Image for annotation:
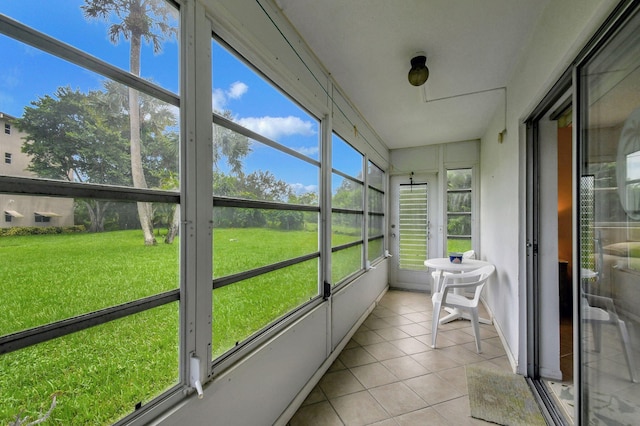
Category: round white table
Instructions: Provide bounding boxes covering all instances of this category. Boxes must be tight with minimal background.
[424,258,493,324]
[424,258,491,273]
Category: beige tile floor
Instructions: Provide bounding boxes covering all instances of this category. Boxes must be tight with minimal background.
[288,289,513,425]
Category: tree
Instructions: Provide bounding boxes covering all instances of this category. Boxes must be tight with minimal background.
[212,170,299,228]
[82,0,178,245]
[102,80,180,242]
[17,83,179,233]
[18,87,130,232]
[333,178,363,209]
[212,110,252,175]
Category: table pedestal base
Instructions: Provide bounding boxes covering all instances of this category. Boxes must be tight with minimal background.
[439,307,492,325]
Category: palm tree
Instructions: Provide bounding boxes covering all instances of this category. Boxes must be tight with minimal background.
[82,0,177,245]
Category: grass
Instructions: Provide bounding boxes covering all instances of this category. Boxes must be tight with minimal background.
[0,231,180,424]
[0,227,358,424]
[447,238,472,254]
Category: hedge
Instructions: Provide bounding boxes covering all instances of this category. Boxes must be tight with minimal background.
[0,225,86,237]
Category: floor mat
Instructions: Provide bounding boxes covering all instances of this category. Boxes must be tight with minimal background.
[466,365,546,426]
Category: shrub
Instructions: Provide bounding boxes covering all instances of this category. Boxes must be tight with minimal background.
[0,225,86,237]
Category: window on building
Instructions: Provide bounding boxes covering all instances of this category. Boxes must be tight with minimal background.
[4,123,10,134]
[332,133,364,284]
[5,212,12,222]
[4,153,11,164]
[446,168,473,253]
[211,39,321,361]
[34,213,51,223]
[0,1,181,423]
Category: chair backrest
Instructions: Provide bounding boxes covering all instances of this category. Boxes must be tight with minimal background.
[462,250,476,259]
[441,264,495,303]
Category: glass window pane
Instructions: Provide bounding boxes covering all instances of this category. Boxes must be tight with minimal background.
[332,244,363,284]
[446,169,472,254]
[579,8,640,423]
[332,212,363,246]
[0,303,179,424]
[369,214,384,237]
[369,188,384,213]
[447,214,471,237]
[212,260,319,358]
[332,134,363,178]
[212,126,319,203]
[447,191,471,212]
[212,40,319,160]
[0,1,179,93]
[447,169,472,190]
[368,161,384,192]
[212,207,318,277]
[332,174,363,210]
[0,197,179,336]
[368,238,384,262]
[0,37,180,189]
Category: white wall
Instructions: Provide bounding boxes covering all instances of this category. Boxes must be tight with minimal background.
[480,0,619,374]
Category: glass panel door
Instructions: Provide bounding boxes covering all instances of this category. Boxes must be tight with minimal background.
[389,174,436,290]
[578,6,640,423]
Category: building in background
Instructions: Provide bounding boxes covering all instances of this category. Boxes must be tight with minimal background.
[0,112,74,228]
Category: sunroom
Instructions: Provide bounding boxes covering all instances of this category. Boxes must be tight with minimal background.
[1,0,639,425]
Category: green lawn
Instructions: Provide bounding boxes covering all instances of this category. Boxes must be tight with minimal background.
[0,228,358,424]
[447,238,472,254]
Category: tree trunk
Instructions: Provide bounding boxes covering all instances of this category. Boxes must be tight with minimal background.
[82,200,111,232]
[129,26,156,245]
[164,205,180,244]
[85,200,98,232]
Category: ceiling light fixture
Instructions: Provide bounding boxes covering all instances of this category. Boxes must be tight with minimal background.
[408,54,429,87]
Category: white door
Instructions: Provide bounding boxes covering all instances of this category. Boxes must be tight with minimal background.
[389,174,438,291]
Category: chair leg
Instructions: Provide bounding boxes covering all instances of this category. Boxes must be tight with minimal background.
[432,271,443,294]
[616,319,638,383]
[470,309,482,354]
[431,300,441,349]
[590,322,602,352]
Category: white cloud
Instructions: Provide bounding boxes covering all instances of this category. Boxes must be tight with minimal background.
[212,81,248,112]
[227,81,248,99]
[294,146,319,157]
[212,88,227,112]
[237,116,316,140]
[290,183,318,195]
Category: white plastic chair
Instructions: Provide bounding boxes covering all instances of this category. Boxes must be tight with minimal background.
[431,250,476,292]
[431,264,495,353]
[582,265,637,383]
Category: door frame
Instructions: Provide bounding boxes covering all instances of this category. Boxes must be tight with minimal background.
[388,173,438,291]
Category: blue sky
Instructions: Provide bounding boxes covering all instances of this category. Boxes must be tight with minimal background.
[0,1,363,196]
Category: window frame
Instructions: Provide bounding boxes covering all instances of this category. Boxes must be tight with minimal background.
[367,160,386,263]
[209,36,324,371]
[0,2,187,423]
[331,132,365,287]
[0,1,390,423]
[444,166,477,255]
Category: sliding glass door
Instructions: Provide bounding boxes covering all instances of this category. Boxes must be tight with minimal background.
[578,5,640,423]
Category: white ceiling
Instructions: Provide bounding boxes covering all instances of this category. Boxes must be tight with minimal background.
[275,0,550,149]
